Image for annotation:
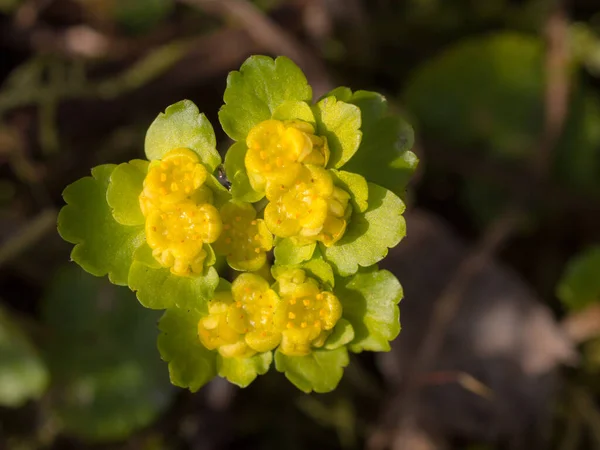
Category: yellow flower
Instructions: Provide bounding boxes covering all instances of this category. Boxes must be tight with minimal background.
[245,119,330,193]
[140,148,223,276]
[145,203,222,276]
[275,269,342,356]
[213,202,273,271]
[198,274,283,358]
[264,165,351,246]
[139,148,211,215]
[197,291,254,358]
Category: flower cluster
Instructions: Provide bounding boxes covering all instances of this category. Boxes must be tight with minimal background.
[140,148,222,276]
[212,202,272,272]
[198,270,341,359]
[58,55,416,393]
[246,120,351,247]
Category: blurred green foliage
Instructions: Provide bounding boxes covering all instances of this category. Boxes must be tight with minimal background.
[114,0,174,34]
[404,31,600,191]
[0,0,20,13]
[42,267,174,441]
[557,246,600,312]
[0,306,48,407]
[403,31,600,225]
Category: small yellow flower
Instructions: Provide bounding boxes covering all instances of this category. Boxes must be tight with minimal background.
[198,291,254,358]
[198,274,282,358]
[145,203,222,276]
[139,148,210,215]
[275,269,342,356]
[245,119,330,193]
[264,165,351,246]
[213,202,273,271]
[139,148,224,276]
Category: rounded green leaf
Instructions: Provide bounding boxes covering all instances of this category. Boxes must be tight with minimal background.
[274,347,349,393]
[343,114,417,196]
[331,169,368,213]
[321,86,352,102]
[42,266,173,442]
[128,261,218,312]
[344,90,388,130]
[329,90,417,197]
[272,100,316,126]
[324,318,355,350]
[273,238,316,266]
[299,248,334,288]
[145,100,221,172]
[106,160,148,226]
[0,306,48,407]
[313,96,362,168]
[58,164,145,286]
[557,246,600,311]
[322,183,406,276]
[272,248,333,288]
[334,268,402,352]
[217,352,272,388]
[224,142,264,203]
[219,55,313,141]
[158,307,217,392]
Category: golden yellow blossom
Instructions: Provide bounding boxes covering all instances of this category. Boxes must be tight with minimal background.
[139,148,210,215]
[139,148,223,276]
[145,203,222,276]
[213,202,273,271]
[245,119,330,193]
[198,274,283,358]
[264,165,351,246]
[275,269,342,356]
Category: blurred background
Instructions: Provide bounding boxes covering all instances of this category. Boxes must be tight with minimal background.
[1,0,600,449]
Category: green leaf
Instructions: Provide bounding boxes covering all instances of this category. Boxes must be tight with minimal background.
[272,100,316,126]
[557,246,600,311]
[300,248,334,288]
[128,262,218,312]
[321,86,352,102]
[145,100,221,172]
[323,183,406,276]
[133,242,161,268]
[345,115,417,197]
[0,306,48,407]
[344,90,387,130]
[331,169,368,213]
[274,238,316,266]
[42,266,172,442]
[224,142,264,203]
[324,318,355,350]
[334,269,402,352]
[107,160,148,226]
[331,90,417,196]
[274,347,349,393]
[58,165,145,286]
[219,55,312,141]
[313,96,362,168]
[217,352,272,388]
[158,307,217,392]
[272,248,334,288]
